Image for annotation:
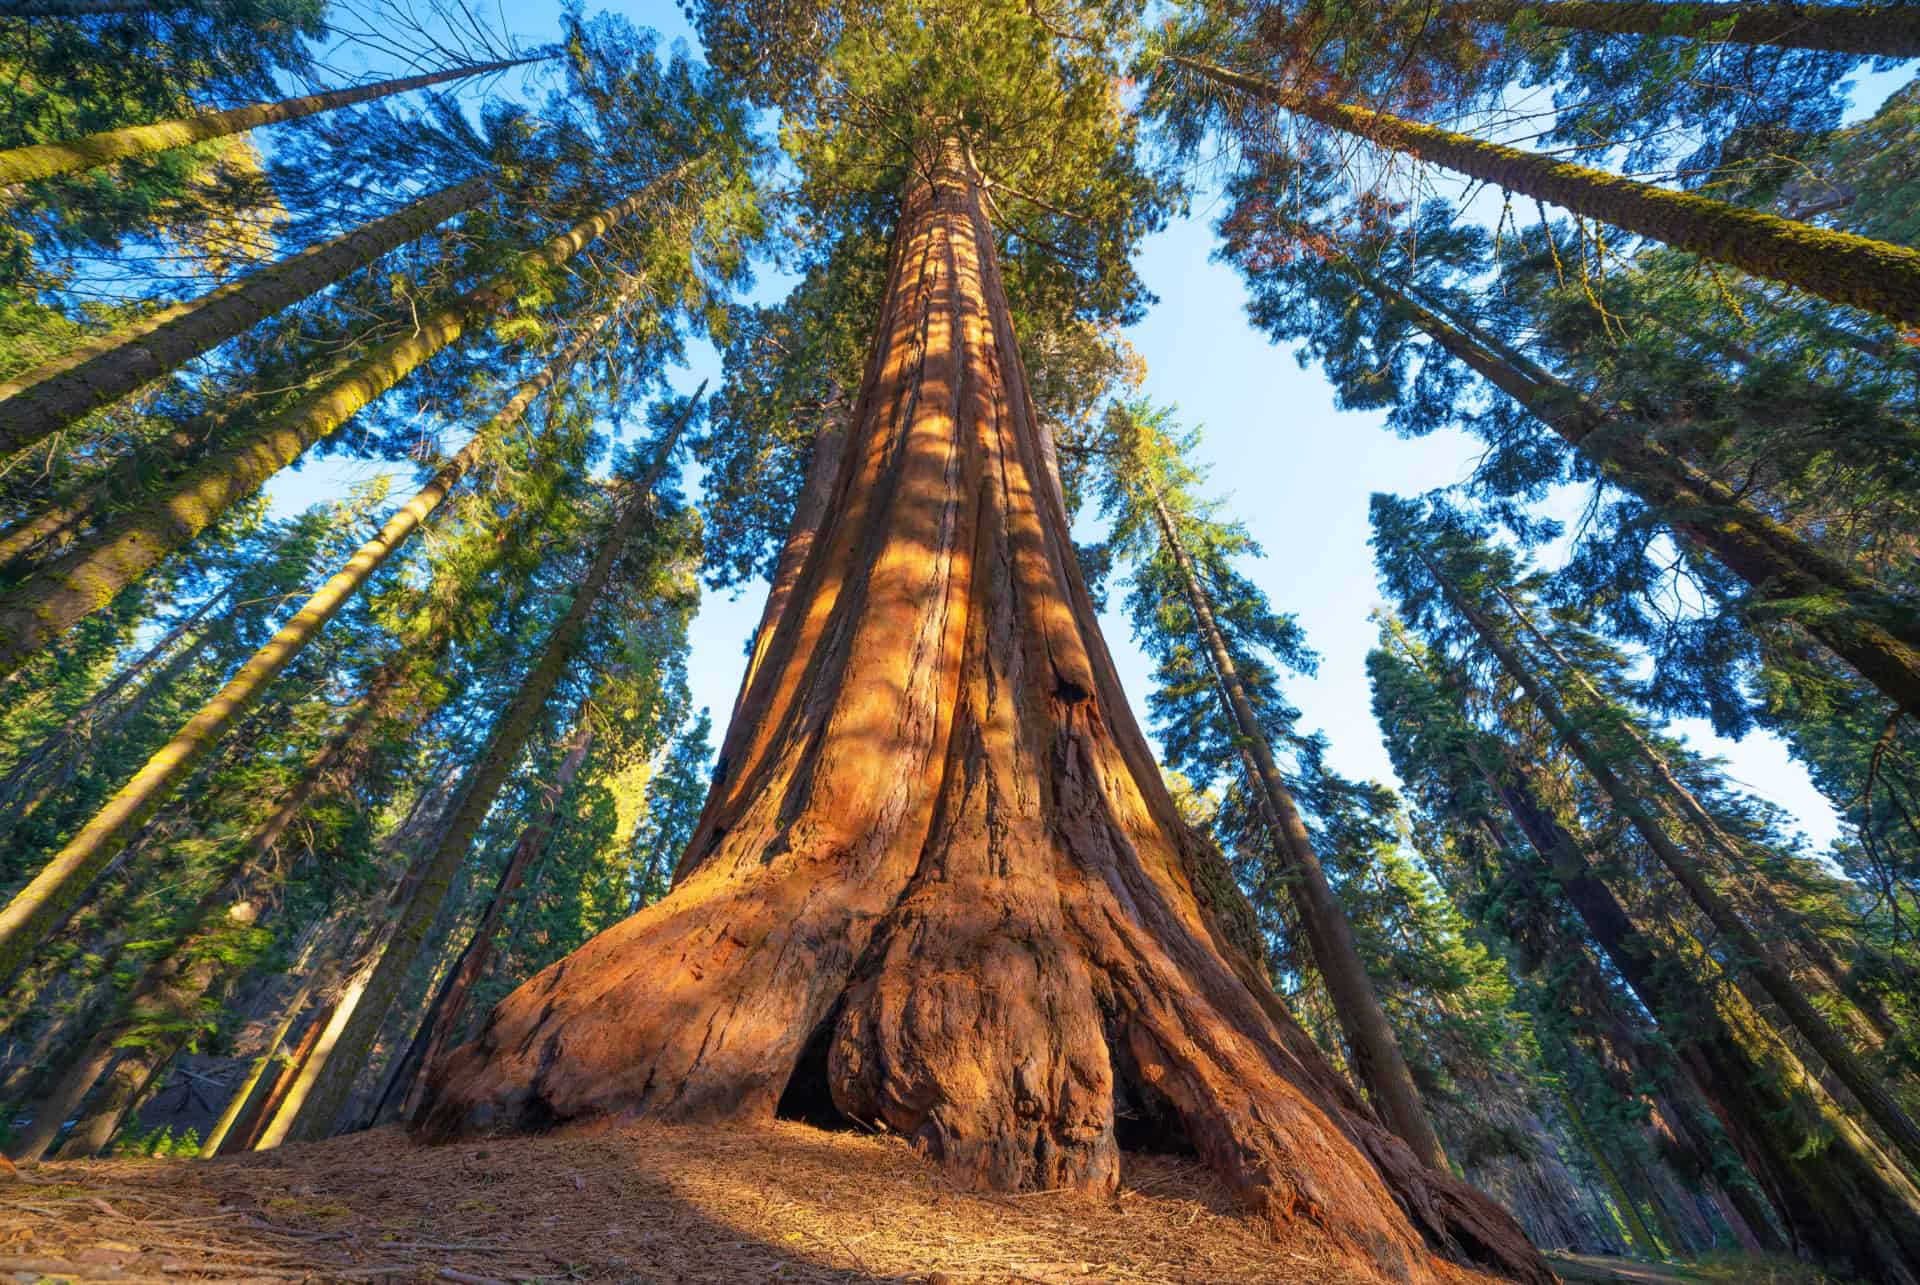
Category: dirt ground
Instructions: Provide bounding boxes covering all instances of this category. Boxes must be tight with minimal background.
[0,1118,1459,1283]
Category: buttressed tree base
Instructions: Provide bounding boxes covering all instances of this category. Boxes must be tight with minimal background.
[416,144,1551,1285]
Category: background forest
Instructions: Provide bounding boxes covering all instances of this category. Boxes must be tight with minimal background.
[0,0,1917,1281]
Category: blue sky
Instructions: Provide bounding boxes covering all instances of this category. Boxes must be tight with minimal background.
[262,4,1920,857]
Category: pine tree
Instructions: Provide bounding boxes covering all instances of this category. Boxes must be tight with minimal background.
[1090,397,1446,1168]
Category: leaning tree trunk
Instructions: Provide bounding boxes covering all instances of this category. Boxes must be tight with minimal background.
[0,177,490,459]
[1364,267,1920,720]
[0,173,684,682]
[279,404,693,1144]
[1174,56,1920,326]
[1487,756,1920,1280]
[0,58,538,186]
[1434,555,1920,1177]
[374,705,597,1124]
[1446,0,1920,57]
[0,291,637,984]
[414,141,1552,1285]
[1491,581,1903,1045]
[1146,488,1447,1170]
[200,972,316,1156]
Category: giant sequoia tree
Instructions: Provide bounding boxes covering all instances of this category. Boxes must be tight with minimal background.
[414,3,1547,1279]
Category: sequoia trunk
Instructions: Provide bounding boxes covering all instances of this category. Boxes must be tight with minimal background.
[414,143,1551,1285]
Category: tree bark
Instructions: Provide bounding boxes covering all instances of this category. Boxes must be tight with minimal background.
[1487,757,1920,1279]
[1448,0,1920,58]
[374,707,596,1125]
[1434,553,1920,1178]
[1361,266,1920,719]
[729,418,848,730]
[0,178,490,459]
[1146,489,1447,1170]
[0,59,538,186]
[278,399,695,1144]
[0,176,684,682]
[0,295,639,984]
[413,141,1550,1285]
[1175,56,1920,325]
[200,973,315,1156]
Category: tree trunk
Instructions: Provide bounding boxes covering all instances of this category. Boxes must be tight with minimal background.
[1490,580,1904,1045]
[1449,0,1920,58]
[0,178,490,459]
[1146,489,1447,1169]
[1175,56,1920,325]
[0,177,683,682]
[0,59,538,186]
[278,400,695,1144]
[0,585,225,842]
[1489,749,1920,1279]
[1434,554,1920,1178]
[413,141,1550,1285]
[1551,1081,1660,1256]
[200,972,316,1156]
[4,1031,118,1160]
[1363,267,1920,720]
[0,296,638,984]
[374,709,596,1125]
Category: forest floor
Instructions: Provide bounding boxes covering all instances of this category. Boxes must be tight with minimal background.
[0,1118,1512,1283]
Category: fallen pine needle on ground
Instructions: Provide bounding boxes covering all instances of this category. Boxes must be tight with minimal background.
[0,1118,1494,1283]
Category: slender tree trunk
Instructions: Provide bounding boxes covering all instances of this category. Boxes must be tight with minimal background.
[0,59,539,186]
[0,585,225,839]
[375,708,597,1124]
[0,298,638,983]
[1175,56,1920,325]
[200,973,315,1156]
[1146,490,1446,1169]
[279,396,697,1145]
[0,175,685,681]
[1553,1081,1660,1257]
[4,1032,117,1160]
[53,1014,177,1158]
[0,178,490,459]
[1448,0,1920,58]
[1433,553,1920,1176]
[413,141,1550,1285]
[1361,267,1920,719]
[1491,580,1904,1044]
[1489,757,1920,1279]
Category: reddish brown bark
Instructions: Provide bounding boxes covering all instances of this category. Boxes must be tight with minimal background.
[416,145,1550,1283]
